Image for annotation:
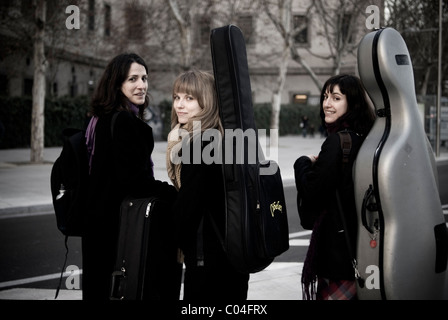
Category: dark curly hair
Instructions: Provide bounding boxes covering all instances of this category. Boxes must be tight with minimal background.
[90,53,150,117]
[319,74,376,136]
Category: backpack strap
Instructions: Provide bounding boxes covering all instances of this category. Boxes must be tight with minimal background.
[55,236,69,299]
[111,112,119,138]
[335,130,365,287]
[338,130,352,164]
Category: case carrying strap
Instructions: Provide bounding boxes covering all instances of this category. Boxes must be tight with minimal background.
[337,131,365,288]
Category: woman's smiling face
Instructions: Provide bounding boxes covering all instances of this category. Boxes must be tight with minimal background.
[322,84,348,124]
[173,92,202,124]
[121,62,148,105]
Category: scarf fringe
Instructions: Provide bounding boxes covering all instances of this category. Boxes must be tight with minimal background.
[301,211,326,300]
[302,277,317,300]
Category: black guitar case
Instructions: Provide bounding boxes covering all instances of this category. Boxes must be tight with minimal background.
[110,197,182,300]
[210,25,289,273]
[354,27,448,299]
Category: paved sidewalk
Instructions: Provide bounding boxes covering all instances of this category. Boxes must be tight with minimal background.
[0,135,326,213]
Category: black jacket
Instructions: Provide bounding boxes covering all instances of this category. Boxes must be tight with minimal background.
[172,139,225,255]
[82,111,176,300]
[294,131,364,280]
[172,138,249,300]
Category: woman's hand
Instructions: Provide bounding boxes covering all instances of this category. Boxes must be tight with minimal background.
[307,155,318,164]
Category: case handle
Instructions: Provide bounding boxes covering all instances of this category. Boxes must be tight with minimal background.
[361,185,378,234]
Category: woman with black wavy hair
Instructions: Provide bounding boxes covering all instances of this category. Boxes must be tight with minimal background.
[83,53,177,300]
[294,74,376,300]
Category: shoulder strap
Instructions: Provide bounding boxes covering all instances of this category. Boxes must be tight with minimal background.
[111,112,119,138]
[55,235,69,299]
[335,191,365,288]
[335,130,365,287]
[338,130,352,164]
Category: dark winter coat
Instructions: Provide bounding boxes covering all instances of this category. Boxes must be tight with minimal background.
[82,110,176,300]
[294,131,364,280]
[173,139,249,300]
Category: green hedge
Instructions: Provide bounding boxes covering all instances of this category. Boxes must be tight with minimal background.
[0,96,320,149]
[0,95,90,149]
[253,103,321,136]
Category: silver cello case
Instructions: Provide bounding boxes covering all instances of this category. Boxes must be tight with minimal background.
[354,27,448,300]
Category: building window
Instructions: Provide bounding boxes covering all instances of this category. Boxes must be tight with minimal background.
[21,0,33,18]
[0,74,8,95]
[70,77,78,97]
[236,15,254,45]
[88,0,95,31]
[24,78,33,96]
[292,93,308,104]
[293,15,308,45]
[198,16,210,46]
[125,2,145,40]
[341,14,354,44]
[104,4,111,37]
[52,82,58,97]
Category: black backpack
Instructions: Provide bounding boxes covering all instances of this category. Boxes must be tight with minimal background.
[50,113,118,298]
[51,113,118,237]
[50,127,89,299]
[50,128,89,237]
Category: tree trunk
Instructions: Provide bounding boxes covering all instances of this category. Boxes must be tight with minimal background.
[270,45,289,148]
[30,0,47,163]
[419,64,432,96]
[290,45,322,91]
[167,0,192,70]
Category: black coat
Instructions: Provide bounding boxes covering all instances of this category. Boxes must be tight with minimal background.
[82,111,176,300]
[294,131,364,280]
[173,150,225,255]
[173,139,249,300]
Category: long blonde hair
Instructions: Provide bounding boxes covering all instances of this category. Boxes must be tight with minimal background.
[171,69,223,134]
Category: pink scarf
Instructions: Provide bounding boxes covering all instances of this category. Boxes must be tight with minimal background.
[85,116,98,174]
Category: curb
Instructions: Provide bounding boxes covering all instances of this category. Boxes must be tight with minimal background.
[0,179,297,217]
[0,204,54,217]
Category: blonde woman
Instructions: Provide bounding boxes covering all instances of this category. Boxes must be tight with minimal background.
[166,70,250,300]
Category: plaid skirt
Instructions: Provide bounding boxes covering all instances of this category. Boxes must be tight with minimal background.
[316,278,357,300]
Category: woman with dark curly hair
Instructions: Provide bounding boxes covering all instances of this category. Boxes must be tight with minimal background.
[294,74,376,300]
[83,53,177,300]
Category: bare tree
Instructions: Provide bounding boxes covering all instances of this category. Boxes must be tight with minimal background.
[0,0,78,161]
[164,0,217,72]
[260,0,374,139]
[167,0,195,70]
[30,0,47,163]
[262,0,294,146]
[385,0,448,96]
